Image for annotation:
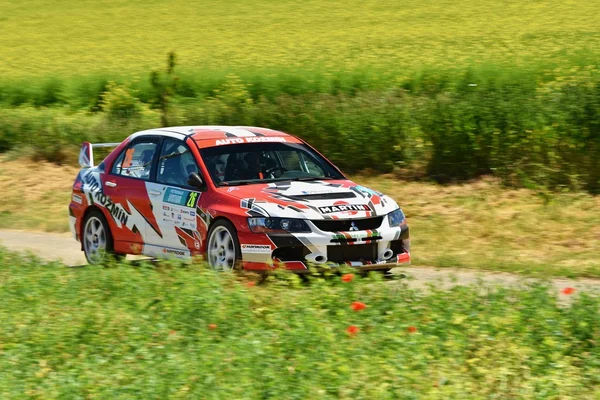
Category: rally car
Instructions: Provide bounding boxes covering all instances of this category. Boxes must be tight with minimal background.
[69,126,410,271]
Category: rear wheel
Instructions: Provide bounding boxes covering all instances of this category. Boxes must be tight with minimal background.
[207,220,241,271]
[82,210,118,265]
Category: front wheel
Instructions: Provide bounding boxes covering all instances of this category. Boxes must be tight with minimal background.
[82,210,117,265]
[207,220,241,271]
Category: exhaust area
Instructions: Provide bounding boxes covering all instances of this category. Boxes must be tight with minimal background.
[378,248,394,262]
[305,253,328,264]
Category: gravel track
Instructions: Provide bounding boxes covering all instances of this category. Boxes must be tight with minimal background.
[1,229,598,294]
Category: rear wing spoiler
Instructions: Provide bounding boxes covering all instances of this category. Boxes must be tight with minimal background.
[78,141,121,168]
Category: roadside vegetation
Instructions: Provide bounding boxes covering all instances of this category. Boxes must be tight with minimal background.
[2,69,600,192]
[0,249,598,399]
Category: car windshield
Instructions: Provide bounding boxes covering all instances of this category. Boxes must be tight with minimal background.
[199,142,344,186]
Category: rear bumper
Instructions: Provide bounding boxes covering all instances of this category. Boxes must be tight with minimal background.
[69,202,81,242]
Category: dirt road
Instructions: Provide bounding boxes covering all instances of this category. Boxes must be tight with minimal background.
[1,229,598,294]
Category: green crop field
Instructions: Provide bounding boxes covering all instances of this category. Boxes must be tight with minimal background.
[0,249,598,399]
[1,0,599,79]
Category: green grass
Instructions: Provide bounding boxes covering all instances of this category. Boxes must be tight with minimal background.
[366,177,600,278]
[0,249,598,399]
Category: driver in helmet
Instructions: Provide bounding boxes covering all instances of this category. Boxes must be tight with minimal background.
[244,152,263,180]
[231,152,278,180]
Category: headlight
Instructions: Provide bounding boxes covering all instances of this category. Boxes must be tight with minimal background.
[248,217,311,233]
[387,208,406,227]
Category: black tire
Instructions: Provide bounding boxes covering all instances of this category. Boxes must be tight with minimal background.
[206,219,242,271]
[82,210,119,265]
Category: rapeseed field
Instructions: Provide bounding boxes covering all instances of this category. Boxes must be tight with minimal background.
[1,0,598,78]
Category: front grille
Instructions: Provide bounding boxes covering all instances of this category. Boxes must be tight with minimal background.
[327,244,377,263]
[312,216,383,232]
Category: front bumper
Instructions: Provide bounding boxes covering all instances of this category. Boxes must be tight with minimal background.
[239,218,410,271]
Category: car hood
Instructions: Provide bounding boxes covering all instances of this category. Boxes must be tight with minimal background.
[219,179,399,220]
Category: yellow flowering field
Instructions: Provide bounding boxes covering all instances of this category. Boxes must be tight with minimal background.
[1,0,598,78]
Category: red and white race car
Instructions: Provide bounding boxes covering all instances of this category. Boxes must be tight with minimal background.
[69,126,410,271]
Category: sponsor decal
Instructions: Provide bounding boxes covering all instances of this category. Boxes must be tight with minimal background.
[241,244,272,254]
[244,136,286,143]
[83,173,130,226]
[83,171,102,193]
[163,187,200,208]
[196,207,213,228]
[93,192,130,226]
[318,204,371,214]
[215,137,286,146]
[162,248,186,257]
[333,230,379,241]
[194,240,201,250]
[349,221,359,231]
[353,185,381,196]
[300,189,334,195]
[161,204,197,229]
[72,194,83,204]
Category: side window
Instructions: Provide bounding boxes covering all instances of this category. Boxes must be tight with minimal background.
[111,141,157,180]
[203,154,227,183]
[157,138,200,188]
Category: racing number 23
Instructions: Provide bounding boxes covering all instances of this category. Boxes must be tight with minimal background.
[186,192,199,208]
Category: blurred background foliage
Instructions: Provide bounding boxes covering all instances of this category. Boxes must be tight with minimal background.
[0,0,599,192]
[1,67,599,192]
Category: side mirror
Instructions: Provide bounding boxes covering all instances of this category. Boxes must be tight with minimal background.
[188,172,205,189]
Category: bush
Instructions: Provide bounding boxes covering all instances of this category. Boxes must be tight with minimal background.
[100,81,144,121]
[1,68,600,192]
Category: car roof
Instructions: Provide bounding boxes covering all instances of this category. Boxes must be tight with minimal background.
[130,126,290,141]
[129,125,301,149]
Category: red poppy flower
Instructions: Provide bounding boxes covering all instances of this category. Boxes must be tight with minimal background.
[168,330,177,335]
[407,326,417,333]
[562,287,576,295]
[351,301,366,312]
[208,324,217,330]
[246,281,256,288]
[342,273,354,283]
[347,325,360,336]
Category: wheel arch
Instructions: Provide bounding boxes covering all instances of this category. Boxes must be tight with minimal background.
[204,215,237,251]
[80,206,113,251]
[205,216,243,269]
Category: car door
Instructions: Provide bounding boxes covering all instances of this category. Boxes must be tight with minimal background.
[144,137,206,258]
[105,137,162,255]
